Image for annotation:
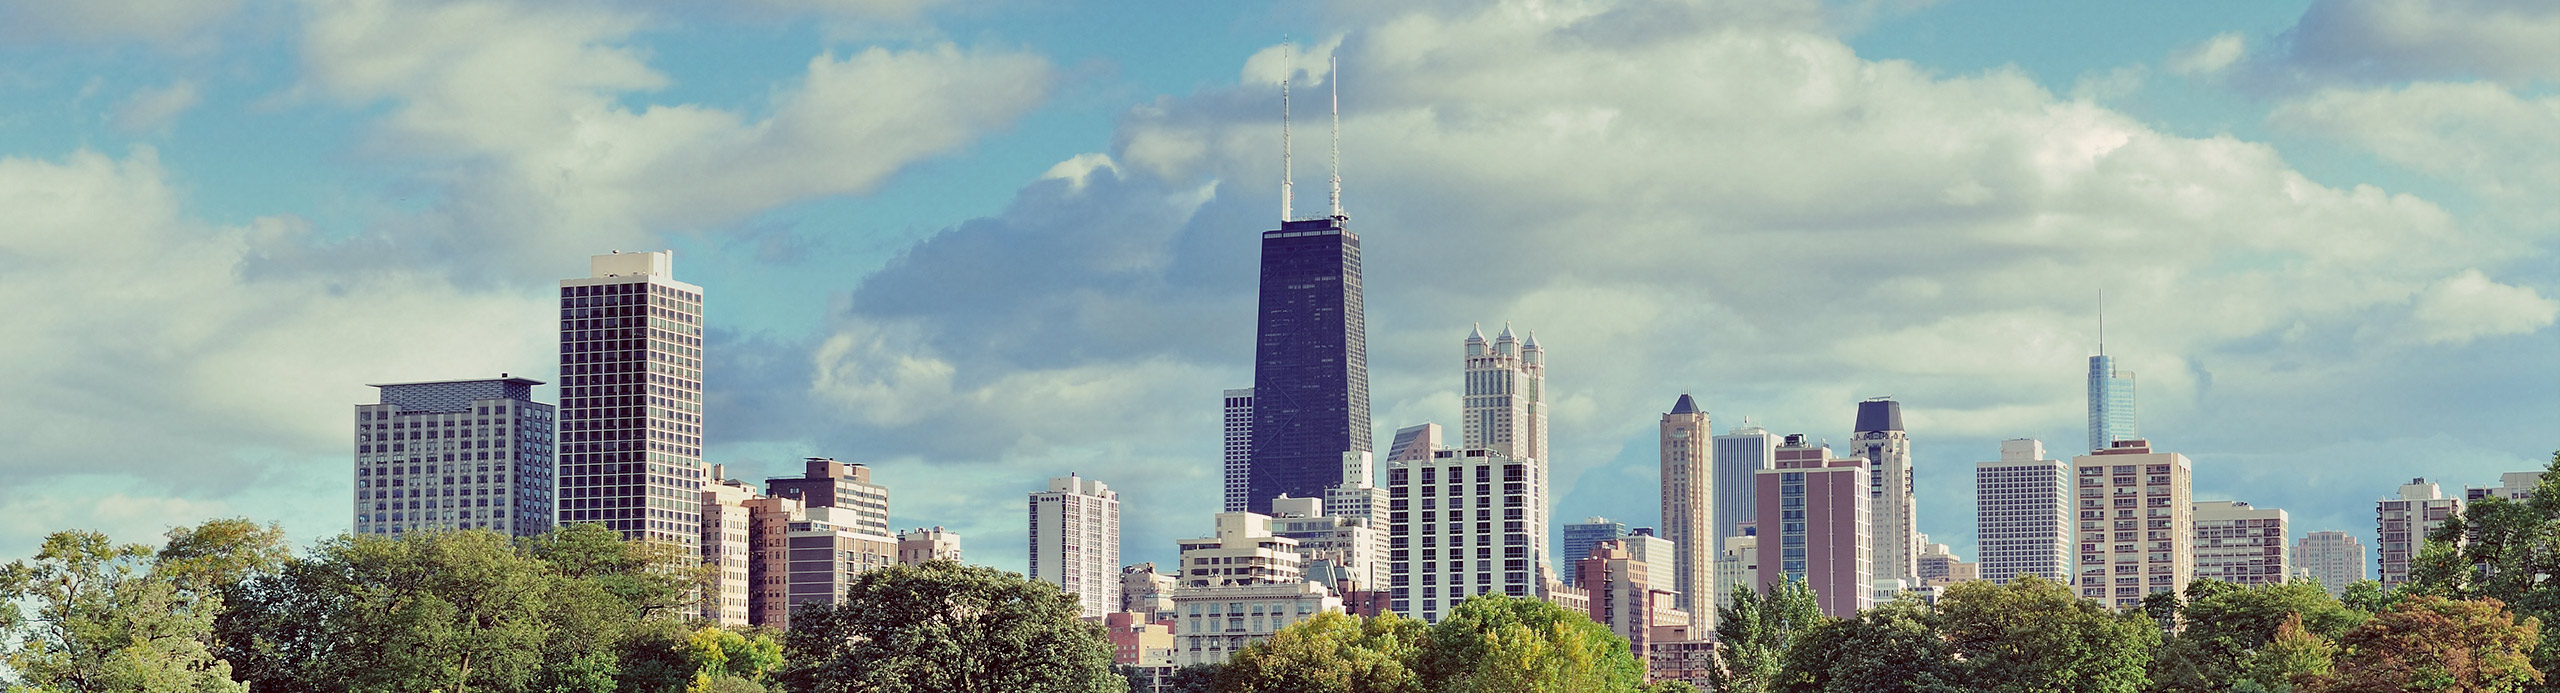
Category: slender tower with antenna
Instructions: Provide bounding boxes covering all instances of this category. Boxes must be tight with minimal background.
[1280,42,1293,223]
[1329,55,1343,219]
[2088,290,2136,452]
[1245,42,1370,518]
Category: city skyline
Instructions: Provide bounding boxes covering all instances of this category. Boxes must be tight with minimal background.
[1,0,2554,584]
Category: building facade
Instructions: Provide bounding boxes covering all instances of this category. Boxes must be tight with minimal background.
[1386,447,1549,622]
[1105,611,1177,669]
[354,376,555,537]
[1223,388,1254,512]
[1711,424,1777,603]
[2377,478,2463,591]
[557,250,707,552]
[1558,517,1629,586]
[2294,531,2367,597]
[765,458,892,537]
[897,526,962,565]
[1625,528,1679,598]
[1575,539,1690,674]
[700,470,755,626]
[1247,215,1370,515]
[1030,474,1122,619]
[1271,496,1383,591]
[782,506,898,621]
[2071,440,2193,610]
[1714,530,1757,613]
[1461,324,1546,463]
[1757,437,1871,619]
[1659,394,1712,616]
[2193,501,2288,587]
[744,494,806,627]
[1121,563,1180,621]
[2087,353,2136,454]
[1975,438,2072,584]
[1851,399,1919,587]
[2467,471,2546,502]
[1175,511,1306,588]
[1171,580,1342,666]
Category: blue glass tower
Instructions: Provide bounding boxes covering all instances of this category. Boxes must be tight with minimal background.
[2087,354,2136,453]
[1247,214,1370,514]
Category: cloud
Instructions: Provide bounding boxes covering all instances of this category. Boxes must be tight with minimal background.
[0,0,245,46]
[293,0,1052,271]
[2269,81,2560,202]
[2406,269,2559,345]
[747,0,2548,572]
[2269,0,2560,86]
[2170,32,2246,76]
[110,80,202,134]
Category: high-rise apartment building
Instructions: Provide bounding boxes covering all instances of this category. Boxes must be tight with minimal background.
[354,376,555,536]
[557,250,706,551]
[2193,501,2288,587]
[1625,528,1679,598]
[1461,324,1546,462]
[2087,353,2136,454]
[2467,471,2546,502]
[1851,399,1918,587]
[1223,388,1254,512]
[1975,438,2071,584]
[1712,423,1777,602]
[2294,531,2367,597]
[766,458,892,536]
[744,494,805,627]
[897,526,962,565]
[2376,478,2463,591]
[1575,539,1689,673]
[2071,439,2193,610]
[1757,436,1872,619]
[1031,474,1122,619]
[782,506,898,620]
[1247,213,1370,515]
[1169,510,1341,665]
[1559,517,1628,585]
[700,469,755,626]
[1386,447,1549,622]
[1659,394,1712,616]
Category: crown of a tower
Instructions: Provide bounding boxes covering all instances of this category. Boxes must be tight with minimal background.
[1497,322,1515,341]
[1467,323,1486,342]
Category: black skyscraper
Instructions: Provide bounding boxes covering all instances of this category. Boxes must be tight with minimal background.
[1246,214,1370,514]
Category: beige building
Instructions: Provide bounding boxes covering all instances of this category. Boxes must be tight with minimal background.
[1623,529,1679,598]
[766,458,892,536]
[1121,563,1180,621]
[1713,530,1757,613]
[2294,530,2367,597]
[2377,478,2463,591]
[896,526,961,566]
[2072,439,2194,610]
[1270,496,1383,590]
[744,494,805,627]
[1576,539,1690,675]
[1659,394,1713,620]
[2467,471,2545,502]
[699,470,756,626]
[1030,475,1121,619]
[1915,542,1977,586]
[1171,580,1341,666]
[1176,511,1306,588]
[1386,446,1551,622]
[2193,501,2288,587]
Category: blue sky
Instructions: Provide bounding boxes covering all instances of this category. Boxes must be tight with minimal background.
[1,0,2553,582]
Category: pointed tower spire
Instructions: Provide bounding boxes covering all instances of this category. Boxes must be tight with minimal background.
[1329,54,1342,219]
[1280,41,1294,223]
[1498,322,1515,341]
[1523,330,1539,349]
[1468,322,1486,342]
[2098,289,2106,356]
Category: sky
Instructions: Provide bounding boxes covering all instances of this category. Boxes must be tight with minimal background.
[1,0,2554,580]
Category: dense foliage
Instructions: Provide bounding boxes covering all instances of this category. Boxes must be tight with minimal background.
[1212,595,1703,693]
[774,559,1121,693]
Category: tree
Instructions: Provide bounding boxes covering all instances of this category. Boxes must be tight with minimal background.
[675,626,783,691]
[774,560,1120,693]
[2401,450,2560,691]
[2318,595,2542,693]
[0,524,260,693]
[2148,578,2369,692]
[1215,610,1425,693]
[1935,574,2157,693]
[1413,594,1647,692]
[1773,599,1959,693]
[1710,579,1826,693]
[2236,614,2335,693]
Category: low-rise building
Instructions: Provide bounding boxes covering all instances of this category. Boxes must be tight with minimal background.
[1105,611,1176,668]
[896,526,961,566]
[1171,580,1341,666]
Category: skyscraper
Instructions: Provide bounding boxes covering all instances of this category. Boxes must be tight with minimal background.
[557,250,706,552]
[1659,394,1712,616]
[1974,438,2071,584]
[1559,517,1629,583]
[1246,213,1370,515]
[1712,423,1778,552]
[354,376,555,537]
[1386,447,1548,622]
[1462,324,1545,462]
[2088,354,2137,454]
[1030,474,1122,619]
[2072,439,2193,610]
[1852,399,1918,586]
[2376,478,2463,591]
[1223,388,1254,512]
[1758,436,1871,619]
[2193,501,2288,587]
[2294,531,2367,597]
[700,468,755,626]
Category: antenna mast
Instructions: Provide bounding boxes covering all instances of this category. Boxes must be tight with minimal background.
[1280,41,1294,223]
[2098,289,2106,356]
[1329,54,1342,218]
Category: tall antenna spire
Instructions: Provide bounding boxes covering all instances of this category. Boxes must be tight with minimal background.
[1329,54,1342,218]
[2098,289,2106,356]
[1280,41,1294,223]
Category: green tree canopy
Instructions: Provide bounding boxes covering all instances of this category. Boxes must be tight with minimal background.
[1415,594,1647,693]
[2316,595,2543,693]
[2147,578,2369,692]
[1710,578,1826,693]
[1215,610,1425,693]
[774,559,1119,693]
[1935,574,2157,693]
[1773,599,1960,693]
[0,521,280,693]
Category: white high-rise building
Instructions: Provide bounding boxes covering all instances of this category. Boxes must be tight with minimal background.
[1387,447,1548,622]
[557,250,707,552]
[1625,528,1679,598]
[1461,324,1546,463]
[2072,440,2194,610]
[355,376,556,537]
[1659,394,1712,618]
[1975,439,2071,584]
[2376,478,2463,591]
[1851,399,1918,586]
[1223,388,1254,512]
[2294,531,2367,597]
[2193,501,2289,587]
[1710,423,1777,601]
[700,469,755,626]
[1031,474,1122,619]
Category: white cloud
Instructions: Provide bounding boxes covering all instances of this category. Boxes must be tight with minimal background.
[2274,0,2560,85]
[2407,269,2559,345]
[110,80,202,134]
[2269,81,2560,202]
[2170,32,2246,76]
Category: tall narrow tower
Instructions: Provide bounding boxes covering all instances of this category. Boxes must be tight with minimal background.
[1462,324,1545,462]
[1854,398,1918,586]
[1029,474,1122,619]
[2088,305,2137,453]
[557,251,706,553]
[1659,394,1712,618]
[1246,56,1369,514]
